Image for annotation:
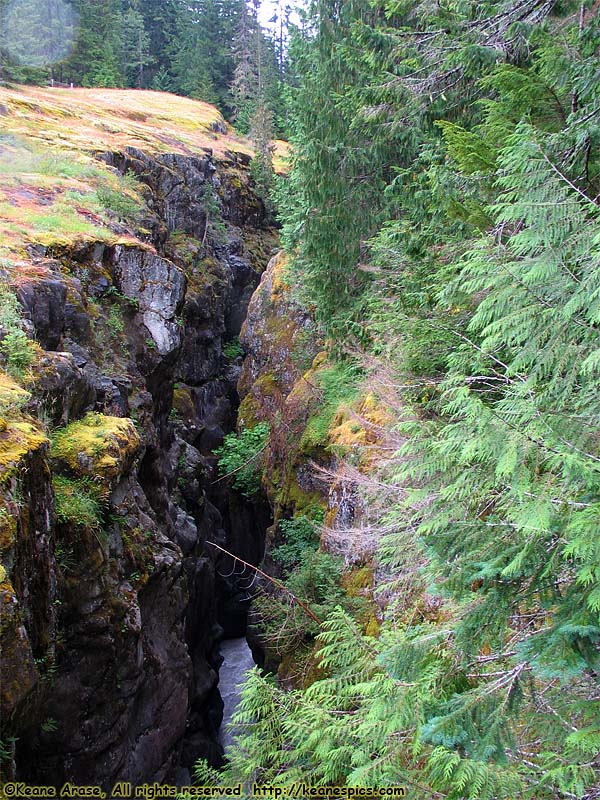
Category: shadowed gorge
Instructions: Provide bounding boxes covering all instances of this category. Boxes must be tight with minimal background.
[0,86,275,786]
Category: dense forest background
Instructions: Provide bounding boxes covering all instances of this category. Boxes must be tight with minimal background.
[0,0,289,135]
[212,0,600,797]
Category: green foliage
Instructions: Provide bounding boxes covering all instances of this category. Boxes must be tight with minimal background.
[0,0,77,77]
[253,550,349,652]
[230,0,282,136]
[122,4,153,89]
[0,736,16,763]
[270,511,323,575]
[256,507,358,659]
[40,717,57,734]
[0,285,35,377]
[95,172,142,222]
[52,476,105,530]
[199,182,226,242]
[106,304,124,336]
[301,362,361,451]
[222,336,244,360]
[277,6,412,333]
[249,99,275,209]
[0,329,34,376]
[214,422,269,497]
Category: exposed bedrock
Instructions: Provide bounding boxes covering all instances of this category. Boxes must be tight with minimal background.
[0,148,276,787]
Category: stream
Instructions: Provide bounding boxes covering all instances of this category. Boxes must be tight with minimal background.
[218,638,256,751]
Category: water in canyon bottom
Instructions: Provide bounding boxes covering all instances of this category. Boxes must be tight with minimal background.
[218,638,256,752]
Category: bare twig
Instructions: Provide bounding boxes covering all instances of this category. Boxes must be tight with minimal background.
[206,541,323,625]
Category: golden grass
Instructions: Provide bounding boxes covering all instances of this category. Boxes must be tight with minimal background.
[0,418,48,483]
[0,85,270,160]
[0,85,287,262]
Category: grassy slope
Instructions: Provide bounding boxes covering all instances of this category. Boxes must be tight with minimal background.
[0,85,288,263]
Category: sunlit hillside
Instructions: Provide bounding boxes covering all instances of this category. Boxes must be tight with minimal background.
[0,85,289,163]
[0,85,287,262]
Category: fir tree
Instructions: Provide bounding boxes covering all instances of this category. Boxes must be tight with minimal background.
[122,2,153,89]
[230,0,259,132]
[64,0,123,87]
[206,3,600,798]
[249,96,275,207]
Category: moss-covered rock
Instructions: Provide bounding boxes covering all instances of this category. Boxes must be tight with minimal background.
[0,372,30,415]
[51,412,140,487]
[0,421,48,479]
[328,392,394,468]
[0,375,48,485]
[341,564,381,638]
[239,251,321,407]
[0,499,17,554]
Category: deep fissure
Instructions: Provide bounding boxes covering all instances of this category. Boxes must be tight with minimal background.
[3,139,278,787]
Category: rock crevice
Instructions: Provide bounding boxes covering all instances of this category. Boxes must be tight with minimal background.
[0,147,276,787]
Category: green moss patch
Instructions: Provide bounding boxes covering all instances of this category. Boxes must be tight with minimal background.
[0,371,30,416]
[0,420,48,485]
[51,412,140,485]
[341,564,381,638]
[0,503,17,553]
[299,361,361,455]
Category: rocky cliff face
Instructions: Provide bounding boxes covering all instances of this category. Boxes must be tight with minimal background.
[237,253,392,680]
[0,141,275,787]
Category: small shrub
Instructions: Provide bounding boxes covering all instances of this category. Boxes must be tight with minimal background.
[54,544,76,574]
[96,181,141,222]
[223,337,244,360]
[107,305,125,336]
[214,422,269,497]
[2,329,33,373]
[53,476,105,530]
[200,183,226,243]
[0,285,35,377]
[0,736,17,763]
[271,511,324,575]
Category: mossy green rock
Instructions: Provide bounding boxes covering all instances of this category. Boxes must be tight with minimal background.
[51,412,140,487]
[0,374,48,484]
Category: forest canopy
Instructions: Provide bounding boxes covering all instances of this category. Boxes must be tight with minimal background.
[0,0,288,134]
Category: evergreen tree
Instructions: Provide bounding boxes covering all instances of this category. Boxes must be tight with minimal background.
[122,2,152,89]
[249,96,275,206]
[169,1,218,103]
[205,3,600,797]
[277,0,407,334]
[138,0,180,89]
[64,0,123,87]
[230,0,259,132]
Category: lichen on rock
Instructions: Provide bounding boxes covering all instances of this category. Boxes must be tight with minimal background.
[111,246,186,356]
